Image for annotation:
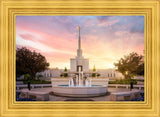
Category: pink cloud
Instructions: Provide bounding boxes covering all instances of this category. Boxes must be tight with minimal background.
[19,33,36,42]
[16,16,144,69]
[55,16,72,23]
[16,24,78,54]
[85,19,95,27]
[115,31,128,36]
[98,19,119,27]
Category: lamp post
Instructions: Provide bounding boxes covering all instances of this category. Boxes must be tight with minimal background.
[125,71,133,91]
[27,81,31,90]
[125,71,128,79]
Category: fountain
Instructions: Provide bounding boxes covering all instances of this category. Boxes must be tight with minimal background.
[51,67,109,97]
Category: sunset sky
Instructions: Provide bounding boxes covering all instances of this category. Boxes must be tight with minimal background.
[16,16,144,69]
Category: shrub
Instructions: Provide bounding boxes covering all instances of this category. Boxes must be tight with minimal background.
[109,79,137,85]
[63,73,68,77]
[92,73,96,77]
[24,74,30,80]
[97,74,100,77]
[23,79,51,84]
[36,74,43,80]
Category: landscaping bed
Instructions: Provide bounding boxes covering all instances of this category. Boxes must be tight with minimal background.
[109,79,137,85]
[23,79,51,84]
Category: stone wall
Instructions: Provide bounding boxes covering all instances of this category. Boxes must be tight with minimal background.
[37,68,124,81]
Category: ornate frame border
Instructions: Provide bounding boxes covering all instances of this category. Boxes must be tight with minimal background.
[0,0,159,117]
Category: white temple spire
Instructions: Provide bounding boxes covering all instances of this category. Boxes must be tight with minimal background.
[77,26,82,58]
[78,26,81,50]
[70,26,89,72]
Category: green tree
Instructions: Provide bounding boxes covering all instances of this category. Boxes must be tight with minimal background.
[92,73,96,77]
[36,74,43,80]
[63,67,68,77]
[93,65,96,72]
[16,47,49,79]
[24,74,30,80]
[64,67,67,72]
[92,65,96,77]
[114,52,144,79]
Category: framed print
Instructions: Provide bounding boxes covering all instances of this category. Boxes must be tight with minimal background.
[0,0,160,117]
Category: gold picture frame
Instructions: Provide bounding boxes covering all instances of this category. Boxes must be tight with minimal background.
[0,0,160,117]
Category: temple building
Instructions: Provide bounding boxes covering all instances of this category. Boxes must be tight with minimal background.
[70,26,89,72]
[33,27,124,81]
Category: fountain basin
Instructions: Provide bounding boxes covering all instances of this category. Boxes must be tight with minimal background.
[52,85,108,97]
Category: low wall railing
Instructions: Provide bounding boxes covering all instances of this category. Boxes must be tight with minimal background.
[16,84,144,90]
[16,84,52,90]
[108,84,144,90]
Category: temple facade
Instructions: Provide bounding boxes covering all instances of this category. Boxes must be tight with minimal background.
[70,26,89,72]
[33,27,124,80]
